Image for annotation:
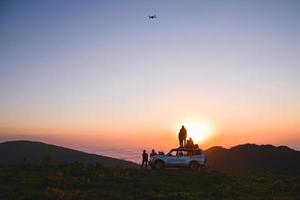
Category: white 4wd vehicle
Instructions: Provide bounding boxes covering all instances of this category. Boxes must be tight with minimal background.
[149,147,206,170]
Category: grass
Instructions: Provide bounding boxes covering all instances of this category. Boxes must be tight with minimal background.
[0,163,299,200]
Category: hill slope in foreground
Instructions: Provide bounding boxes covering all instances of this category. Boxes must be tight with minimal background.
[205,143,300,174]
[0,140,138,168]
[0,165,299,199]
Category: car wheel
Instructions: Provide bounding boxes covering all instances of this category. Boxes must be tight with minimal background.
[154,160,164,170]
[189,161,199,170]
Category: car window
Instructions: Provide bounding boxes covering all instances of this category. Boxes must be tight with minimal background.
[176,151,183,156]
[193,150,202,155]
[177,150,189,156]
[168,150,177,156]
[167,150,192,156]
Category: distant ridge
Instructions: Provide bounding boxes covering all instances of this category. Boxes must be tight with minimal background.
[0,140,138,168]
[2,141,299,174]
[205,143,300,174]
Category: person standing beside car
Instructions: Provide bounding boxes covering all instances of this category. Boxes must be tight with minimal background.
[141,150,149,168]
[150,149,157,158]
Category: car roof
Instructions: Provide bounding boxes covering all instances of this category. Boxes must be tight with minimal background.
[171,147,199,151]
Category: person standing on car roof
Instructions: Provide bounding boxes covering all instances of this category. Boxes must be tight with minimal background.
[178,125,187,147]
[141,150,149,168]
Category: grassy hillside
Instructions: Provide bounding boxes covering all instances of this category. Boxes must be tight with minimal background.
[0,164,299,200]
[0,141,138,168]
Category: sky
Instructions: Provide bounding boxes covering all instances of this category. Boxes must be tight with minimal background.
[0,0,299,152]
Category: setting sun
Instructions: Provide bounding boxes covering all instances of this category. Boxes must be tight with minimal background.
[179,119,215,144]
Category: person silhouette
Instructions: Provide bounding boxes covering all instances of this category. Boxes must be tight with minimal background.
[186,137,194,148]
[141,150,149,168]
[178,125,187,147]
[150,149,157,158]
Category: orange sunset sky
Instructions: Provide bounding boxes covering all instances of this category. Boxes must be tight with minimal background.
[0,1,299,152]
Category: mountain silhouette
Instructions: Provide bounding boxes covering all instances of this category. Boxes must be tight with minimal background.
[205,143,300,174]
[1,141,300,174]
[0,140,138,168]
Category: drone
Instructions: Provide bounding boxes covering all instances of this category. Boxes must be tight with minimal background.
[148,15,157,19]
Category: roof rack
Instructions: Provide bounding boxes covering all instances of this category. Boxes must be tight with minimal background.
[172,146,200,151]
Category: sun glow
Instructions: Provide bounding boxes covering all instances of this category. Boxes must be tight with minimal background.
[179,119,215,144]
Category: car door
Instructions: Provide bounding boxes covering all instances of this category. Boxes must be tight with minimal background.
[176,150,189,166]
[165,150,181,167]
